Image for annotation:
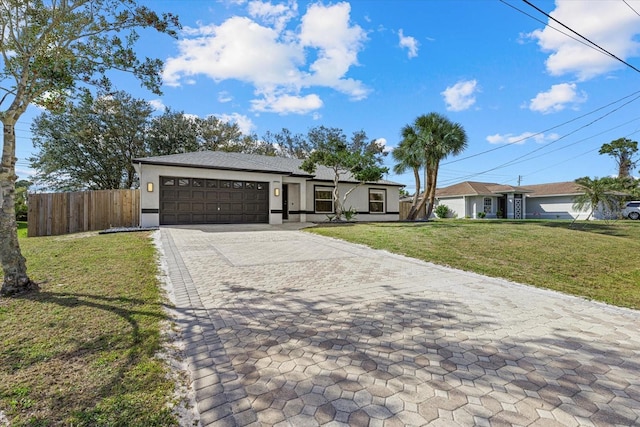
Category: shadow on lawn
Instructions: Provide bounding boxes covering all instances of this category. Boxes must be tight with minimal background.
[1,290,169,421]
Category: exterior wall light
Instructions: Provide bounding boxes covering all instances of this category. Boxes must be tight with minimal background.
[274,187,280,197]
[147,182,154,192]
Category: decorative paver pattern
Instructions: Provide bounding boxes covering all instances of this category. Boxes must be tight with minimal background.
[159,225,640,426]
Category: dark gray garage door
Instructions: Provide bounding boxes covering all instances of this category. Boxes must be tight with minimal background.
[160,176,269,225]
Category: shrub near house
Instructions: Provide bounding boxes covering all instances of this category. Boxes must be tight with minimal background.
[14,180,31,221]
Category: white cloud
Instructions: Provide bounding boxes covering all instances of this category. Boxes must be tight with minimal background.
[163,1,368,114]
[247,0,297,32]
[527,0,640,80]
[148,99,165,111]
[218,91,233,103]
[374,137,392,153]
[441,79,479,112]
[487,132,559,145]
[398,29,419,58]
[251,92,323,115]
[215,113,255,134]
[299,2,369,99]
[529,83,587,114]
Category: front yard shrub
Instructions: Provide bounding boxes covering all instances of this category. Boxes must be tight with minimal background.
[435,204,449,218]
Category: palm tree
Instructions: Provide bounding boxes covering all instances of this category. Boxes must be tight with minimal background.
[392,125,424,219]
[572,176,622,225]
[411,113,468,220]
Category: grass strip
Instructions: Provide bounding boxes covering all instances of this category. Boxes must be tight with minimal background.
[0,226,177,426]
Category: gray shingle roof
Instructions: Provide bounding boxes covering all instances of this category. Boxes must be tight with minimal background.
[134,151,403,186]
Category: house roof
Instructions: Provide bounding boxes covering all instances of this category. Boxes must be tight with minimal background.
[521,181,585,197]
[134,151,403,186]
[436,181,532,198]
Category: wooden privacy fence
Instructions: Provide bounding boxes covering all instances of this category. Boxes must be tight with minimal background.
[399,201,426,220]
[27,189,140,237]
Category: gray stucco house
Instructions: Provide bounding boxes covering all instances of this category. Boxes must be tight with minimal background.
[435,181,601,220]
[133,151,403,227]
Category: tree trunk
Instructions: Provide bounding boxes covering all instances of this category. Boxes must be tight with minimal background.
[406,167,421,220]
[410,189,429,220]
[425,162,440,220]
[1,119,38,296]
[332,172,343,220]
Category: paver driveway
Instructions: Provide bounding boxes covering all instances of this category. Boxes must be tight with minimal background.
[159,225,640,427]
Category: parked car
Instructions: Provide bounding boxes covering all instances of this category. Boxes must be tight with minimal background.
[622,201,640,220]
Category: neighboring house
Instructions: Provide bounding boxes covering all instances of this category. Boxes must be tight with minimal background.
[435,180,613,220]
[133,151,403,227]
[524,181,591,220]
[435,181,531,219]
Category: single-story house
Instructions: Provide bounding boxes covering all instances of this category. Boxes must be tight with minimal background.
[133,151,403,227]
[434,181,608,220]
[435,181,532,219]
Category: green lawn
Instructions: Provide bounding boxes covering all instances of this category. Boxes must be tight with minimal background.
[0,227,178,426]
[307,219,640,310]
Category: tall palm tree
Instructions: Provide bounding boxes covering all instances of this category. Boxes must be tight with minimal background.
[572,176,623,225]
[392,124,424,219]
[411,113,468,220]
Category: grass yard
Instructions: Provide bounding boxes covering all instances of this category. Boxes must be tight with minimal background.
[307,219,640,310]
[0,225,178,426]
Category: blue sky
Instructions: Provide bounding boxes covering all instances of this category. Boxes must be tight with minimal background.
[13,0,640,193]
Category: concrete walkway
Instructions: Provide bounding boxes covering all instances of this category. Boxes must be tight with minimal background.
[159,225,640,426]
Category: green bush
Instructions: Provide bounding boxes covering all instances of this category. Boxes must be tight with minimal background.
[343,207,358,221]
[15,186,28,221]
[434,204,449,219]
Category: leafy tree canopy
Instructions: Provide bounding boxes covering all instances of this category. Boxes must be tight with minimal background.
[599,138,638,178]
[301,126,388,219]
[30,90,153,190]
[1,0,180,296]
[262,128,312,159]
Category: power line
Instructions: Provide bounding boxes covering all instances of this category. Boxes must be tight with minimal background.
[443,89,640,166]
[521,0,640,74]
[523,127,640,179]
[498,0,604,55]
[438,93,640,185]
[623,0,640,18]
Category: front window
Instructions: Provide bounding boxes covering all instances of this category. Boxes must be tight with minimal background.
[369,189,385,213]
[315,187,334,213]
[483,197,492,214]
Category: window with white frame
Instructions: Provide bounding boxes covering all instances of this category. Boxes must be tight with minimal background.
[315,187,334,213]
[369,189,386,213]
[483,197,492,213]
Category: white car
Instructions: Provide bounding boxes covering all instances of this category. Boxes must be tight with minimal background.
[622,201,640,220]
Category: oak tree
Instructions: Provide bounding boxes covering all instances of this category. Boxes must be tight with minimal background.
[0,0,179,296]
[30,90,153,190]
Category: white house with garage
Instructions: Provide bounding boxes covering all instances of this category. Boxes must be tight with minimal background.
[434,180,614,220]
[133,151,403,227]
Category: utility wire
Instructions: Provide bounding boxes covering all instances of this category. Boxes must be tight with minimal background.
[498,0,603,54]
[623,0,640,18]
[521,0,640,74]
[438,92,640,185]
[443,89,640,166]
